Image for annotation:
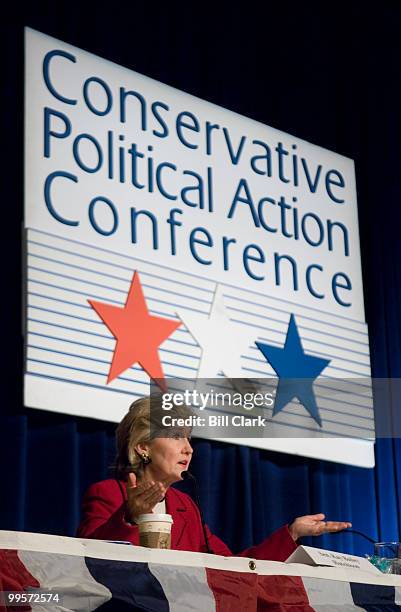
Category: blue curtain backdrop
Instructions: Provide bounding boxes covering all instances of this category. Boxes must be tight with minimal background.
[2,4,401,557]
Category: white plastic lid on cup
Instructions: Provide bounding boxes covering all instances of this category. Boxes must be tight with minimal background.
[136,514,173,524]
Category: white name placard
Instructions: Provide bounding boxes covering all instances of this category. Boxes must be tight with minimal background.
[286,545,381,575]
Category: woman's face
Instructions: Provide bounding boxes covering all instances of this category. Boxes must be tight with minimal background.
[143,435,193,485]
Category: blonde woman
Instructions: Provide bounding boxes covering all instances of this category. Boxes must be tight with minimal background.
[77,396,351,559]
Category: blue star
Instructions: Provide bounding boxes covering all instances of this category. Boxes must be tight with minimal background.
[256,314,330,427]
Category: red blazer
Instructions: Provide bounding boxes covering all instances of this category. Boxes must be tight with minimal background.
[77,479,297,561]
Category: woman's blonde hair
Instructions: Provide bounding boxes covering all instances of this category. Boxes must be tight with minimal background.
[114,394,193,479]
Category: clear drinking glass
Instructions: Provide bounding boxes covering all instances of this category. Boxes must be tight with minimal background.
[372,542,400,574]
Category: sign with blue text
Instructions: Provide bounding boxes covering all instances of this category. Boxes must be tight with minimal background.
[24,28,374,466]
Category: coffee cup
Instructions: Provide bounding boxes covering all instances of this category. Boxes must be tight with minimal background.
[136,513,173,549]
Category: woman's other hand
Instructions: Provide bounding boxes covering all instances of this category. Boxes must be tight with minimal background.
[125,473,166,524]
[288,513,352,541]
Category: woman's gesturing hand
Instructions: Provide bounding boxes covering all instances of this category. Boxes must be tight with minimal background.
[125,472,166,524]
[288,513,352,541]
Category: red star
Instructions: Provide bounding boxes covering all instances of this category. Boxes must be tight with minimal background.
[88,271,181,390]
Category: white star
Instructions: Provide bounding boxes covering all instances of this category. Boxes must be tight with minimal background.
[176,285,254,379]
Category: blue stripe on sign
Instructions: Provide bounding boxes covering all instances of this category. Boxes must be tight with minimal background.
[29,251,212,305]
[26,370,147,395]
[30,264,211,314]
[85,557,169,611]
[29,275,207,315]
[350,582,400,610]
[224,294,369,337]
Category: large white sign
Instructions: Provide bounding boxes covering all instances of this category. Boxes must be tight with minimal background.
[24,28,374,466]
